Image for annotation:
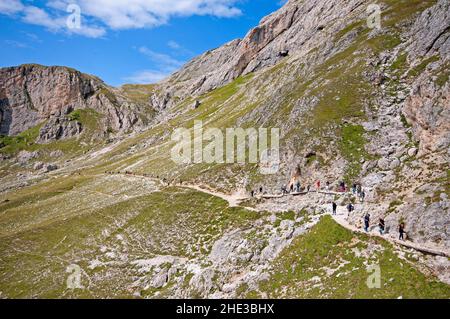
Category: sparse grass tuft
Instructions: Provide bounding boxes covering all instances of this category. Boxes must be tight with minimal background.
[339,124,369,183]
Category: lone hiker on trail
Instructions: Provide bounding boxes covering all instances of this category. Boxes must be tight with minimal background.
[296,181,301,192]
[399,222,406,241]
[326,181,330,191]
[332,202,337,215]
[379,218,385,235]
[347,203,354,213]
[316,180,321,191]
[364,213,370,232]
[360,190,366,202]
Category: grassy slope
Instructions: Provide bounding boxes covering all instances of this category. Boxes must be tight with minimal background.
[256,216,450,299]
[0,176,261,298]
[1,185,448,298]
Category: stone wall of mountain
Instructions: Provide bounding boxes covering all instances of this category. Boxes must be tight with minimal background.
[149,0,371,109]
[0,64,152,142]
[403,0,450,156]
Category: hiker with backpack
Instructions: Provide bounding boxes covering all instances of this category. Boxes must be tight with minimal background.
[364,213,370,232]
[332,202,337,215]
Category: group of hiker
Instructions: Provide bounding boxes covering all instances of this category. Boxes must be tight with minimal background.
[351,183,366,202]
[361,213,407,241]
[250,187,265,198]
[277,179,368,198]
[332,201,355,214]
[328,186,407,241]
[109,170,409,242]
[280,181,303,195]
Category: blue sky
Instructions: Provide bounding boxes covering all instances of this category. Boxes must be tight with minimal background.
[0,0,284,86]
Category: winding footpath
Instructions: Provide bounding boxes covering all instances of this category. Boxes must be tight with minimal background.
[180,183,450,258]
[326,206,450,258]
[114,173,450,258]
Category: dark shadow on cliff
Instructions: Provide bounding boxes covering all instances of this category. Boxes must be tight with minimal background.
[0,89,12,136]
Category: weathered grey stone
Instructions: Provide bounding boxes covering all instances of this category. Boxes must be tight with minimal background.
[33,162,44,170]
[17,150,39,164]
[38,117,82,143]
[390,158,401,169]
[408,147,418,157]
[150,269,169,289]
[377,158,391,170]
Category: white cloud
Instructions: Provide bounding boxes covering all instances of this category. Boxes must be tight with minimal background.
[0,0,24,15]
[4,40,29,48]
[125,46,185,84]
[124,70,172,84]
[22,32,43,43]
[22,6,61,30]
[55,0,242,29]
[0,2,106,38]
[0,0,242,38]
[168,40,181,50]
[138,46,185,69]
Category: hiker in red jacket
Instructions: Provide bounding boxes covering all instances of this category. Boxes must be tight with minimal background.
[316,180,321,191]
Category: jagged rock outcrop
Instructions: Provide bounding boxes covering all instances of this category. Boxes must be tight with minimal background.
[0,64,152,140]
[403,79,450,156]
[38,116,83,143]
[406,0,450,61]
[402,0,450,156]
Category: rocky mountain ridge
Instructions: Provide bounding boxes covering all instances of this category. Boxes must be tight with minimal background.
[0,64,154,142]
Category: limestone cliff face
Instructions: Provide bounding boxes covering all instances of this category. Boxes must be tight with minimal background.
[150,0,368,109]
[403,79,449,156]
[403,0,450,156]
[0,64,151,140]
